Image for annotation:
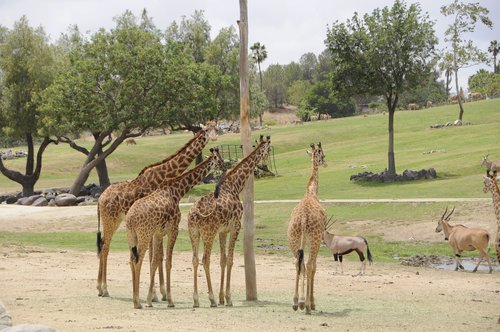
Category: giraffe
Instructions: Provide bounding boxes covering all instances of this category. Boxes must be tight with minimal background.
[126,148,225,309]
[96,122,217,297]
[187,135,272,308]
[288,142,327,315]
[482,174,500,264]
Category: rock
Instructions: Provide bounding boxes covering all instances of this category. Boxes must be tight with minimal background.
[5,196,18,204]
[48,199,56,207]
[32,197,48,207]
[17,195,42,206]
[0,302,12,329]
[453,119,462,126]
[0,302,54,332]
[54,193,77,206]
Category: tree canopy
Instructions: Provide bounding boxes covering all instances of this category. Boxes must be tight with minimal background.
[325,0,438,177]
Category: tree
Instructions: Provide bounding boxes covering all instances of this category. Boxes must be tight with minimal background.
[326,0,437,178]
[468,69,500,97]
[250,42,267,126]
[299,52,318,82]
[441,0,493,121]
[40,11,171,195]
[488,40,499,73]
[438,52,454,98]
[165,10,211,63]
[301,80,356,119]
[0,16,57,196]
[263,64,286,108]
[238,0,257,301]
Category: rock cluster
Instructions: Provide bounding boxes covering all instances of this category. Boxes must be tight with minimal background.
[0,183,102,206]
[350,168,437,182]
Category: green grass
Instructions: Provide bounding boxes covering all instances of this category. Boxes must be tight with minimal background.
[1,99,500,199]
[1,100,499,260]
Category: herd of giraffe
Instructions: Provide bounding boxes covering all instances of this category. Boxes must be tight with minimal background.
[94,122,500,314]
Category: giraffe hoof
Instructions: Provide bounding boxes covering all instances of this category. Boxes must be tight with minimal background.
[193,303,200,308]
[101,291,109,297]
[134,304,143,309]
[168,303,175,308]
[292,304,298,311]
[210,303,218,308]
[162,295,167,302]
[298,302,305,310]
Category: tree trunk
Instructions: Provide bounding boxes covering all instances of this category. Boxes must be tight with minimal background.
[386,96,397,180]
[92,133,110,188]
[258,62,263,127]
[453,47,465,121]
[238,0,257,301]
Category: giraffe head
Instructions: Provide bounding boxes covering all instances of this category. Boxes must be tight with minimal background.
[307,142,327,168]
[208,147,226,173]
[201,121,218,141]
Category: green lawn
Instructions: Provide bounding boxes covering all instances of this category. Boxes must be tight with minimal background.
[1,100,499,260]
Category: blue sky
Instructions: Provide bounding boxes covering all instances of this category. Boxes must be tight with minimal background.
[0,0,499,92]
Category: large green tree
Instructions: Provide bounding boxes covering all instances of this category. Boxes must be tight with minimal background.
[40,11,171,195]
[468,69,500,97]
[441,0,492,120]
[326,0,437,178]
[0,16,57,196]
[263,64,286,108]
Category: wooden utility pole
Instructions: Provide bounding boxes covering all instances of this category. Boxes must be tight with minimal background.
[238,0,257,301]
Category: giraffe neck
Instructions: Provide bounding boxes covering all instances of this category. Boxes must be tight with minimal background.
[222,142,267,194]
[167,156,216,202]
[489,180,500,223]
[135,130,208,188]
[306,163,319,196]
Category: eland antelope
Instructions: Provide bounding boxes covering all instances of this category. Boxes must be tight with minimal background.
[435,207,493,273]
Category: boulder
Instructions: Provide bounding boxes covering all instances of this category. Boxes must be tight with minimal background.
[32,197,49,207]
[54,193,77,206]
[17,195,42,206]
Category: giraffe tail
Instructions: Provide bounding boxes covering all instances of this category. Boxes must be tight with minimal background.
[298,249,304,275]
[131,246,139,264]
[96,202,102,257]
[297,221,306,275]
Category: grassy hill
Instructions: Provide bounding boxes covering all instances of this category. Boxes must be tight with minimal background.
[1,99,499,200]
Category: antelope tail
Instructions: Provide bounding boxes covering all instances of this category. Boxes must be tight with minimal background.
[363,237,373,264]
[96,202,102,257]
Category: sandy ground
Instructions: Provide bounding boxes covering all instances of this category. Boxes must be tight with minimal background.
[0,204,499,332]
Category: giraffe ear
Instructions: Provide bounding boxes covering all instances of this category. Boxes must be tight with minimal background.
[306,150,312,157]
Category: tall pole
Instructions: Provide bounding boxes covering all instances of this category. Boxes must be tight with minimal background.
[238,0,257,301]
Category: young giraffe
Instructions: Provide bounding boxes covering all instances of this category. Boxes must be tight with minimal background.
[288,142,327,315]
[482,174,500,264]
[96,122,217,297]
[187,135,272,308]
[126,148,225,309]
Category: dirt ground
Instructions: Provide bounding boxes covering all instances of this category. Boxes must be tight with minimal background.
[0,204,499,332]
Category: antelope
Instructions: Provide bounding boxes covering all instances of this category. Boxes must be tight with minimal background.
[322,218,373,275]
[126,138,137,145]
[435,207,493,274]
[481,154,500,177]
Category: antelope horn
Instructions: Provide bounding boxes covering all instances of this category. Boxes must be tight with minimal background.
[441,207,448,221]
[445,207,455,221]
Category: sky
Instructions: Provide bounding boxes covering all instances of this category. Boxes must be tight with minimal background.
[0,0,499,93]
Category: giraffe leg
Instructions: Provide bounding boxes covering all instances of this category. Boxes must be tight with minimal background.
[146,235,162,307]
[98,215,122,297]
[298,256,306,311]
[98,238,111,297]
[190,228,201,308]
[306,247,319,314]
[292,253,300,311]
[225,227,240,307]
[218,232,228,306]
[202,235,217,307]
[496,228,500,264]
[165,229,178,308]
[130,244,146,309]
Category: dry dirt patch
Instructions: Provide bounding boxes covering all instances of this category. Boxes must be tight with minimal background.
[0,205,499,331]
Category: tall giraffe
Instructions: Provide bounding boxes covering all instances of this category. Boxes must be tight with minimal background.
[288,142,327,315]
[187,135,271,308]
[126,148,225,309]
[482,174,500,263]
[96,122,217,297]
